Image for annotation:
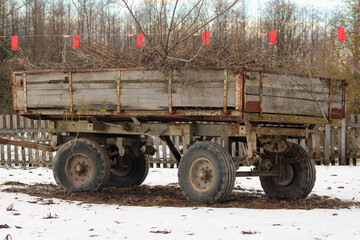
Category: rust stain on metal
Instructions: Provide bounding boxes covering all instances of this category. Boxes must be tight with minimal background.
[68,72,73,113]
[330,108,344,119]
[245,101,260,113]
[168,71,173,114]
[223,69,228,113]
[0,137,54,152]
[235,73,243,111]
[23,73,28,113]
[259,71,263,118]
[117,70,121,113]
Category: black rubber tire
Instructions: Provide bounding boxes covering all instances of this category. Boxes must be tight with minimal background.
[53,139,111,192]
[260,143,316,199]
[107,149,150,188]
[178,141,236,204]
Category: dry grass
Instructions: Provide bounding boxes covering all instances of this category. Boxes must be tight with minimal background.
[2,182,359,209]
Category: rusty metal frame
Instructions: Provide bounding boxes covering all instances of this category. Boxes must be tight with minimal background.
[50,120,313,139]
[235,72,243,111]
[0,137,54,152]
[236,171,279,177]
[18,109,339,125]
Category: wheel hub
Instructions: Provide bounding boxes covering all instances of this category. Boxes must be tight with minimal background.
[64,153,94,184]
[190,158,215,192]
[272,164,294,187]
[111,154,133,177]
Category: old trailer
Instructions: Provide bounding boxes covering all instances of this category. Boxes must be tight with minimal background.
[8,68,345,204]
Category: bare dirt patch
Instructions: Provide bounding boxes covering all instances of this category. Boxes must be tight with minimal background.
[2,182,359,209]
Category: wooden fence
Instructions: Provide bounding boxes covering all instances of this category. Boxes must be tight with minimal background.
[0,114,359,168]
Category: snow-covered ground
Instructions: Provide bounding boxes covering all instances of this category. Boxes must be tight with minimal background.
[1,166,360,239]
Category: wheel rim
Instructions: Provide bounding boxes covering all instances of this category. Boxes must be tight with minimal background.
[272,164,294,187]
[111,154,133,177]
[189,157,215,192]
[64,153,94,184]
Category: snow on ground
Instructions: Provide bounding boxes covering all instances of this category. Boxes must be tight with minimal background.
[0,166,360,239]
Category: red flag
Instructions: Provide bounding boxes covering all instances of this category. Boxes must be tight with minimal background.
[269,30,276,43]
[202,32,210,45]
[136,33,144,48]
[11,36,18,50]
[337,28,345,41]
[73,35,80,48]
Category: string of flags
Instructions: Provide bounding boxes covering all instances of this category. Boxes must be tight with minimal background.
[2,28,346,51]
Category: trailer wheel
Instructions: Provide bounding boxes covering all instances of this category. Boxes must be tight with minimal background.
[260,143,316,199]
[105,146,149,188]
[178,142,235,204]
[53,139,111,192]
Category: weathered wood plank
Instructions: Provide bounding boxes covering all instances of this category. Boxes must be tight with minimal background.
[26,72,68,83]
[72,71,117,82]
[330,126,335,165]
[120,89,168,110]
[19,116,26,166]
[5,115,11,165]
[121,70,166,81]
[27,82,69,90]
[341,119,346,165]
[246,86,342,103]
[246,95,329,117]
[12,115,19,166]
[27,89,69,107]
[248,73,331,93]
[324,125,330,165]
[173,88,223,108]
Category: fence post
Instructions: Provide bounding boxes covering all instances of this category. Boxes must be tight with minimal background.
[5,115,11,166]
[324,125,330,165]
[340,118,346,165]
[330,126,335,165]
[0,115,4,165]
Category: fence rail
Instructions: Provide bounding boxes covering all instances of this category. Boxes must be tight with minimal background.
[0,114,359,168]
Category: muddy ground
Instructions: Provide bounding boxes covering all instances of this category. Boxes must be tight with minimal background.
[2,182,359,209]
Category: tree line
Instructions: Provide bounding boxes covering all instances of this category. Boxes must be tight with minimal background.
[0,0,359,113]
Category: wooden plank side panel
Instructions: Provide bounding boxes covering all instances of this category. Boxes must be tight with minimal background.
[120,89,168,110]
[26,72,68,83]
[121,70,166,81]
[173,88,223,108]
[247,95,330,117]
[73,89,117,110]
[27,89,69,108]
[72,71,117,82]
[247,73,330,93]
[173,69,225,82]
[246,86,343,103]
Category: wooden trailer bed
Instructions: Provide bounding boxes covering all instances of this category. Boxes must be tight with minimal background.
[11,68,345,125]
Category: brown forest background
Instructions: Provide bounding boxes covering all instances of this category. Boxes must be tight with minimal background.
[0,0,359,114]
